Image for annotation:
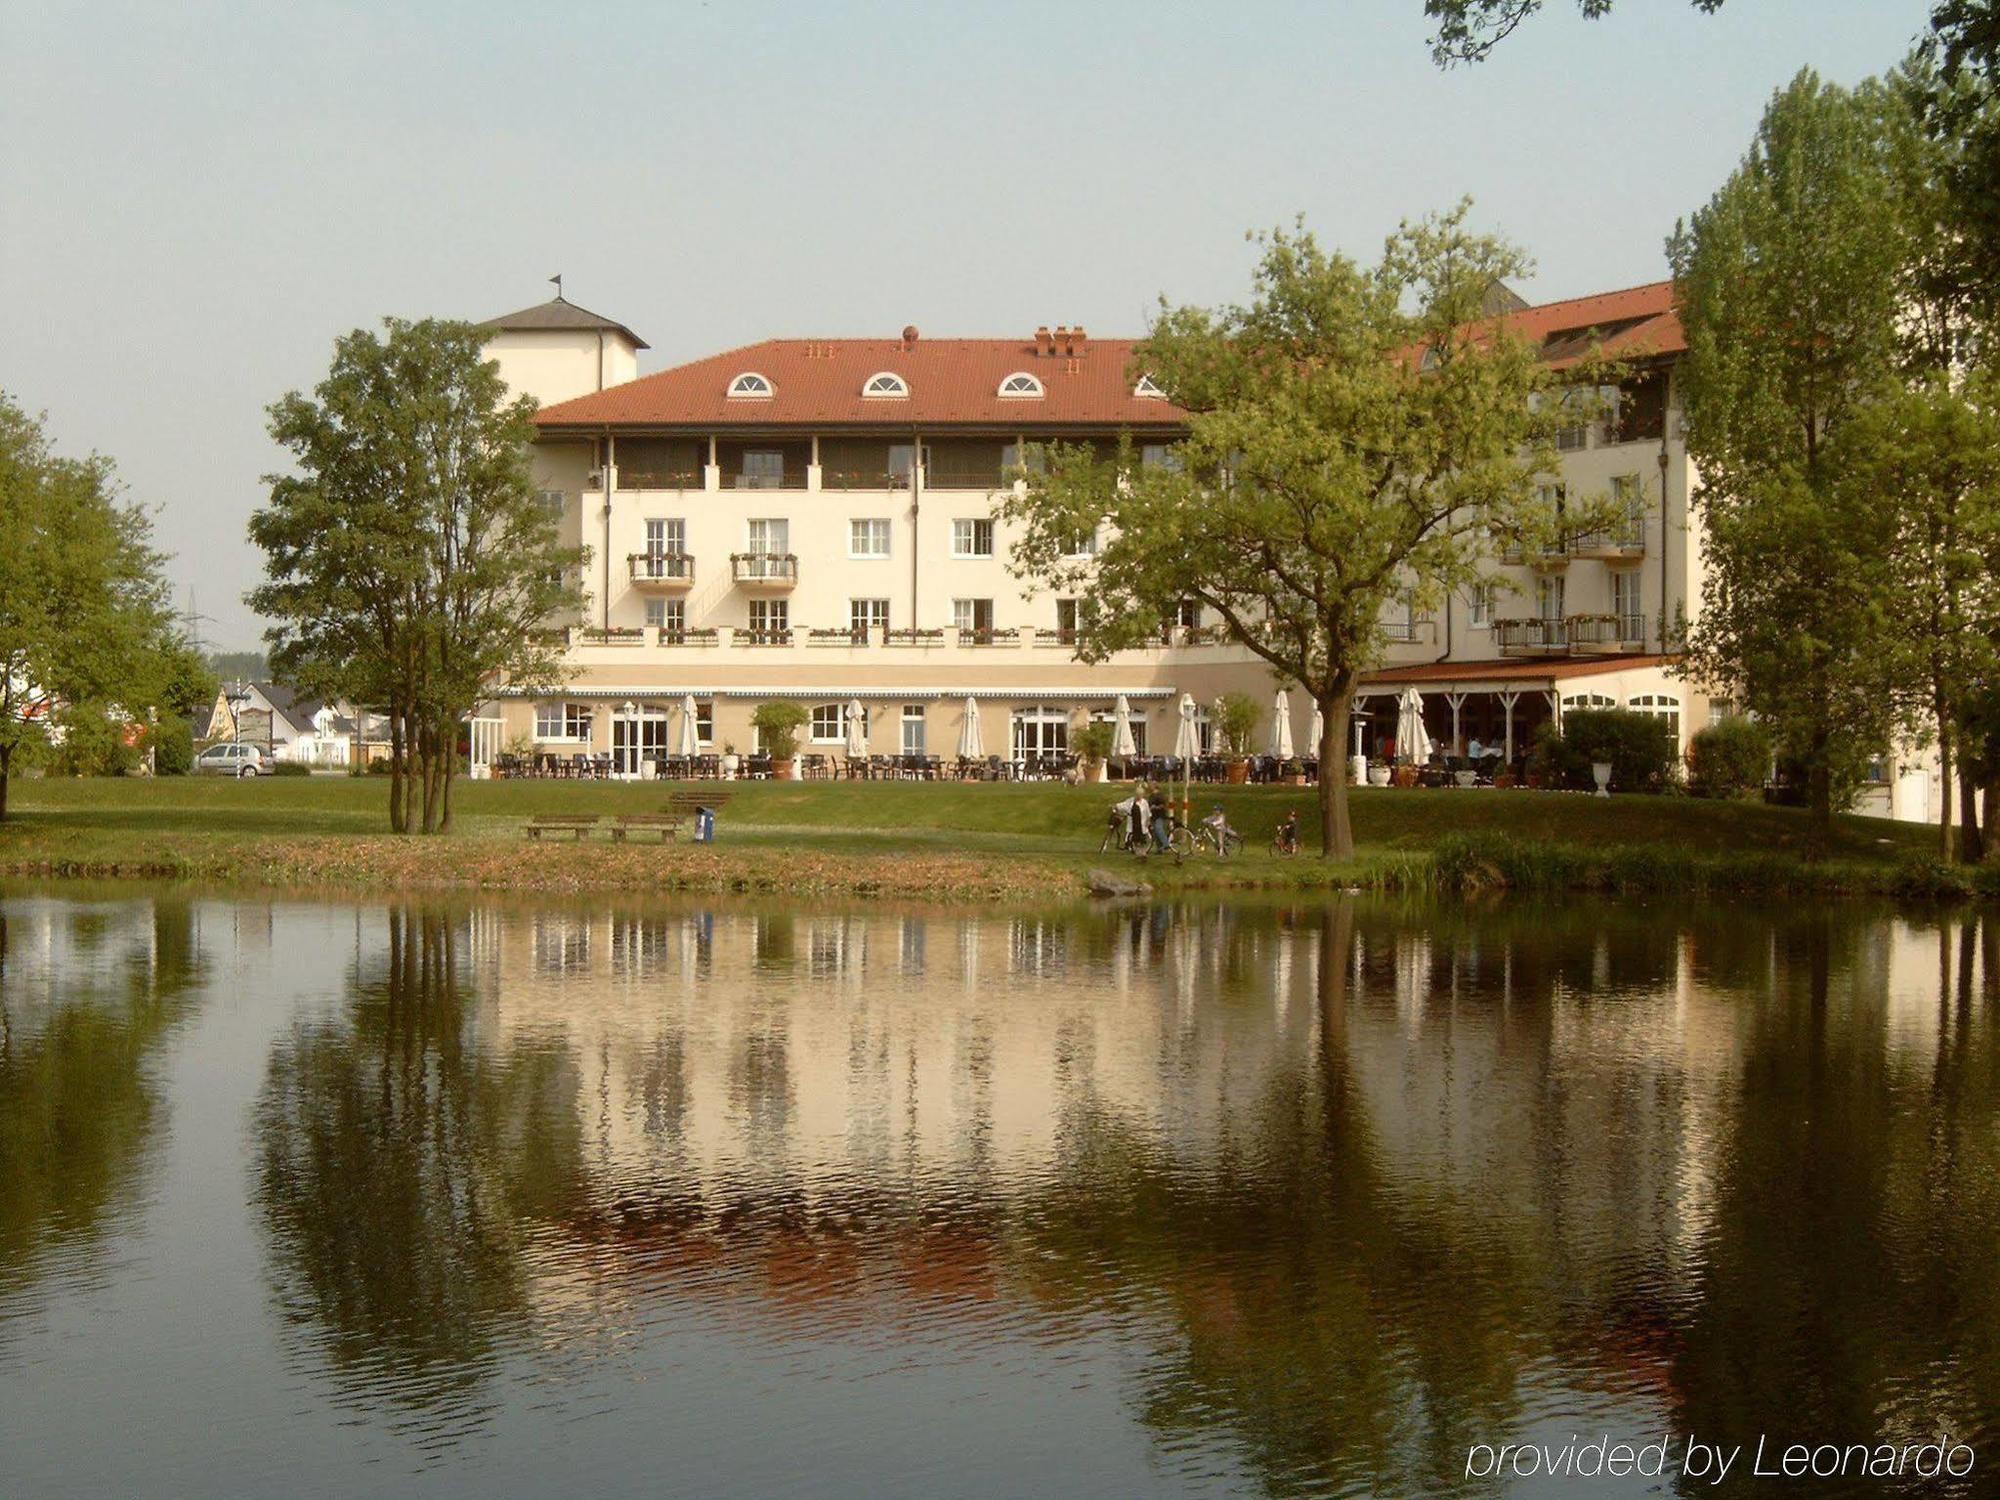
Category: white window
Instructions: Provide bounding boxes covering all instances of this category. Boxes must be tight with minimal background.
[1536,573,1565,621]
[1175,598,1202,631]
[694,699,714,745]
[850,597,889,634]
[1002,441,1045,475]
[1709,698,1736,726]
[737,451,785,489]
[952,518,994,557]
[1062,526,1099,556]
[749,599,788,638]
[954,598,995,637]
[747,518,789,555]
[728,372,772,397]
[1134,375,1168,399]
[537,489,565,521]
[1562,692,1617,710]
[849,518,891,558]
[644,597,666,628]
[535,701,591,741]
[1011,705,1070,759]
[810,703,846,743]
[901,703,926,755]
[862,371,909,398]
[998,372,1044,397]
[1467,583,1493,627]
[1055,598,1079,641]
[654,598,686,636]
[1628,694,1681,738]
[1611,571,1643,639]
[1140,443,1181,471]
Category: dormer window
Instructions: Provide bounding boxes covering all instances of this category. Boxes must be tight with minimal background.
[863,372,909,398]
[998,372,1044,398]
[727,372,773,398]
[1134,374,1168,399]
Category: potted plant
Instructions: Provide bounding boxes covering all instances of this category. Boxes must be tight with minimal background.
[1367,759,1393,787]
[1072,719,1116,783]
[720,741,740,779]
[1215,692,1261,784]
[751,701,808,781]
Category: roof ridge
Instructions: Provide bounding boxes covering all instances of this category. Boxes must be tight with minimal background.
[1523,279,1674,314]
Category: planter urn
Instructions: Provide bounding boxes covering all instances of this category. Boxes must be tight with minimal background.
[1592,761,1613,797]
[773,757,796,781]
[1225,759,1251,785]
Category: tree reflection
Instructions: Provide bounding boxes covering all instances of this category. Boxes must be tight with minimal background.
[253,904,586,1427]
[0,899,205,1298]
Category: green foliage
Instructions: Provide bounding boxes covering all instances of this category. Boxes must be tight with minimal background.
[1671,71,1917,844]
[0,394,182,816]
[249,318,586,834]
[1000,206,1610,855]
[271,761,311,777]
[1529,710,1677,793]
[751,700,810,761]
[151,716,195,776]
[1072,719,1116,764]
[50,704,141,778]
[207,650,268,682]
[1214,693,1262,758]
[1423,0,1724,67]
[1688,718,1770,799]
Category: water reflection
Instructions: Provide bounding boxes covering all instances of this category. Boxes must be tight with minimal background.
[0,896,205,1317]
[7,890,2000,1495]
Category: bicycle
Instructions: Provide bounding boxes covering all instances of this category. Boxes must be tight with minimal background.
[1191,808,1243,859]
[1271,811,1302,859]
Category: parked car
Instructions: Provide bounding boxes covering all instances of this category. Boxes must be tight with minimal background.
[194,742,267,778]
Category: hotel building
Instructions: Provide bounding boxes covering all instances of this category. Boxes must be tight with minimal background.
[475,284,1932,815]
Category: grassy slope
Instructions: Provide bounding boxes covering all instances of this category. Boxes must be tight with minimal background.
[0,773,1941,901]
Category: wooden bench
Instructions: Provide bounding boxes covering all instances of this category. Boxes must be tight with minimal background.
[525,814,601,841]
[667,790,730,814]
[610,813,682,843]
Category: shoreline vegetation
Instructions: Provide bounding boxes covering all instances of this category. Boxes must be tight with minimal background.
[0,776,1990,904]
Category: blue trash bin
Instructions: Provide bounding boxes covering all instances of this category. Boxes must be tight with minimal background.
[694,806,715,843]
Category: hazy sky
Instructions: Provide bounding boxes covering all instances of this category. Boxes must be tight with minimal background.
[2,0,1933,649]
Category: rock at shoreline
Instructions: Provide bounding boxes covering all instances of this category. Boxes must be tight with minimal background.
[1087,867,1153,898]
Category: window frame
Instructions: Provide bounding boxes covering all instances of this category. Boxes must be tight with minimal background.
[727,372,773,398]
[849,517,892,559]
[862,371,910,399]
[951,517,995,558]
[997,372,1044,398]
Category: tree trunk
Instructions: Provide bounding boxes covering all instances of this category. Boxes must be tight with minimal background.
[1940,723,1955,861]
[0,746,10,824]
[1806,757,1832,859]
[437,717,457,835]
[387,712,407,834]
[1959,770,1984,865]
[1317,686,1354,860]
[1984,776,2000,864]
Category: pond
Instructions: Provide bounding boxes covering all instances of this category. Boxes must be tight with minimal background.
[2,888,1997,1497]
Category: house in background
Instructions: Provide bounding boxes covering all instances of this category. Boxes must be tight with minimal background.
[200,681,387,767]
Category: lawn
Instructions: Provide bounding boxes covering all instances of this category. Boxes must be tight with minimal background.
[0,771,1943,903]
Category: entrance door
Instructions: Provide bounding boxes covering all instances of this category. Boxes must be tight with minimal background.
[612,705,670,777]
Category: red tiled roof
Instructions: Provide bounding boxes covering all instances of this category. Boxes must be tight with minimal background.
[534,282,1684,431]
[536,336,1180,430]
[1361,653,1681,686]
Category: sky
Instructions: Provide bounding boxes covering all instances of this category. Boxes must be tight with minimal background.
[1,0,1936,650]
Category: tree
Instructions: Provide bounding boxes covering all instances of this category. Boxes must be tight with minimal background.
[1424,0,1723,67]
[0,395,181,819]
[1000,207,1598,858]
[1671,70,1916,850]
[249,320,584,834]
[1922,2,2000,323]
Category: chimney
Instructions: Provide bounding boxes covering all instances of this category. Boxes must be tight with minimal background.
[901,324,920,347]
[1034,325,1054,357]
[1066,325,1086,355]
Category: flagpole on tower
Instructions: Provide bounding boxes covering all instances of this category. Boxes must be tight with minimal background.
[550,273,563,301]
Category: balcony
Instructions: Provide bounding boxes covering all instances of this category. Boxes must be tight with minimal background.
[1498,540,1570,570]
[628,552,694,588]
[1495,618,1569,655]
[731,552,798,589]
[1569,518,1646,560]
[1381,618,1436,645]
[615,470,703,493]
[1567,613,1647,653]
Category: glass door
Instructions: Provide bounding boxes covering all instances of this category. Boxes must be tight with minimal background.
[612,705,670,777]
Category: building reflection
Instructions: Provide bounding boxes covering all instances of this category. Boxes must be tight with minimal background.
[242,896,2000,1493]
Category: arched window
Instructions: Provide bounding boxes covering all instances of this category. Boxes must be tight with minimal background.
[1562,692,1617,711]
[1010,704,1070,759]
[727,372,772,397]
[1133,374,1168,399]
[862,371,909,398]
[997,372,1044,398]
[1628,693,1681,738]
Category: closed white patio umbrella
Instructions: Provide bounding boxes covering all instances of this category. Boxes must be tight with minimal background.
[957,696,982,759]
[1173,693,1200,762]
[1394,686,1434,763]
[677,693,700,757]
[1270,688,1295,760]
[1309,701,1325,757]
[1112,694,1137,758]
[845,698,868,758]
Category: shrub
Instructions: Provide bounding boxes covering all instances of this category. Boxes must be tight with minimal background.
[271,760,311,777]
[1688,717,1770,798]
[1072,720,1116,764]
[1530,709,1677,793]
[50,703,141,777]
[751,700,810,761]
[1215,692,1261,757]
[151,716,195,776]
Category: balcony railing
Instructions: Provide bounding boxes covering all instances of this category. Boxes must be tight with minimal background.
[554,621,1245,654]
[1568,518,1646,558]
[616,471,703,492]
[1495,617,1569,654]
[740,628,793,646]
[628,551,694,585]
[809,627,871,646]
[1381,618,1436,645]
[732,552,799,586]
[886,627,945,645]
